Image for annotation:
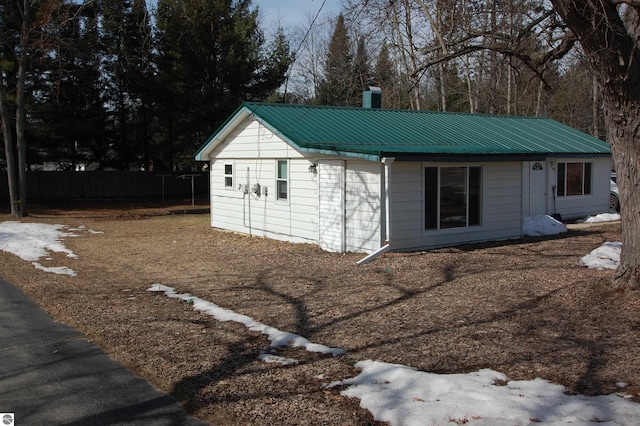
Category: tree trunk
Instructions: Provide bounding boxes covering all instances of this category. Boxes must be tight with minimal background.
[392,1,421,110]
[0,78,19,216]
[551,0,640,290]
[591,74,599,139]
[465,54,475,113]
[14,0,30,217]
[16,44,28,217]
[605,98,640,291]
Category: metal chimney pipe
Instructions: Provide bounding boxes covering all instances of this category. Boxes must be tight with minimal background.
[362,86,382,109]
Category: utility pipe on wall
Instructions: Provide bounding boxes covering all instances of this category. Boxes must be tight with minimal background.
[357,157,395,266]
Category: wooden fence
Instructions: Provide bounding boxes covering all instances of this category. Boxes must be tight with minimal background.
[0,171,209,201]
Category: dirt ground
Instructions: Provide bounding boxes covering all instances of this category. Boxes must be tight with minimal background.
[1,200,639,425]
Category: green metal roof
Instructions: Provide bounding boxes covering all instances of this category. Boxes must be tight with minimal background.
[196,102,611,161]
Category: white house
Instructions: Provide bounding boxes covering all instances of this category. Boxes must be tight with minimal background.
[195,97,611,261]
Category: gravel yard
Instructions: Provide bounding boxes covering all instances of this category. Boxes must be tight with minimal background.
[1,202,638,425]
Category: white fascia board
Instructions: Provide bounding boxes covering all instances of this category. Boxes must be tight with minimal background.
[194,108,252,161]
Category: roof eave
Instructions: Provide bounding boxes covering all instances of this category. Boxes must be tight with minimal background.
[385,151,611,162]
[194,105,251,161]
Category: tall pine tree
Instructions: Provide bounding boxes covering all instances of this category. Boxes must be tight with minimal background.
[317,13,357,106]
[31,1,106,170]
[155,0,291,169]
[354,35,371,91]
[100,0,155,170]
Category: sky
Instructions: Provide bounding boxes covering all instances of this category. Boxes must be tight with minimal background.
[145,0,343,27]
[254,0,343,28]
[0,213,634,425]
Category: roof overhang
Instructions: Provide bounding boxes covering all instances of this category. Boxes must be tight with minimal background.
[385,152,611,162]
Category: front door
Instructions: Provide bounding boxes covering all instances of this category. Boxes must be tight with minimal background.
[529,161,547,216]
[318,160,345,252]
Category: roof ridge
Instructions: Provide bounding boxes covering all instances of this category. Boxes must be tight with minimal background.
[242,101,553,120]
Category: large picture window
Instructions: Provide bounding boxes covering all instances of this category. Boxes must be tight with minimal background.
[425,166,481,230]
[276,160,288,200]
[557,162,592,196]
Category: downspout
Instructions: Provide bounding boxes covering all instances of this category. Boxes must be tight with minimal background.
[357,157,394,266]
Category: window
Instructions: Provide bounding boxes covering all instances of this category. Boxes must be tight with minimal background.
[425,166,481,230]
[557,162,592,196]
[224,163,233,188]
[276,160,288,200]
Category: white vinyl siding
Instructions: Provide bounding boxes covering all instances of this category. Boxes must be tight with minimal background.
[344,161,383,252]
[210,158,318,244]
[208,118,306,160]
[206,116,319,245]
[319,160,345,252]
[389,162,522,251]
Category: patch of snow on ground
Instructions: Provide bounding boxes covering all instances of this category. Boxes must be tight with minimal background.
[258,352,299,365]
[584,213,621,223]
[0,221,78,261]
[330,360,640,426]
[32,262,77,277]
[580,242,622,270]
[148,284,346,357]
[523,215,567,237]
[0,221,86,275]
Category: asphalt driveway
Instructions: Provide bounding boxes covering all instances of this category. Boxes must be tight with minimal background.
[0,276,207,426]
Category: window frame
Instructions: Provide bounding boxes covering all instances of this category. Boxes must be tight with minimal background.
[424,164,483,231]
[276,159,289,201]
[223,162,234,189]
[556,161,592,197]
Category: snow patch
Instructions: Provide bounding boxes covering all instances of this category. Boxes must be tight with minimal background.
[523,215,567,237]
[330,359,640,426]
[0,221,97,275]
[580,242,621,270]
[0,221,78,261]
[584,213,621,223]
[32,262,77,276]
[148,284,346,357]
[258,352,299,365]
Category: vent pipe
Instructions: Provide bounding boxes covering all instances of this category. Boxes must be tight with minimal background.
[362,86,382,109]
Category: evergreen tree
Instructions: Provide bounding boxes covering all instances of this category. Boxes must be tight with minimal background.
[317,13,357,106]
[155,0,291,169]
[0,0,53,215]
[353,35,371,91]
[31,1,107,170]
[100,0,155,170]
[373,42,411,109]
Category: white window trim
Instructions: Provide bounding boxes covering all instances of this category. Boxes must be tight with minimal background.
[223,161,234,189]
[422,163,484,234]
[275,159,289,203]
[556,160,593,198]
